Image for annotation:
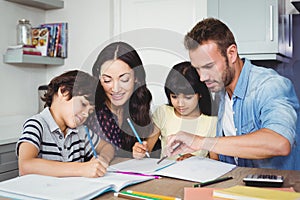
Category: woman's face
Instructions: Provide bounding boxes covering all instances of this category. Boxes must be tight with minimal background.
[99,59,135,108]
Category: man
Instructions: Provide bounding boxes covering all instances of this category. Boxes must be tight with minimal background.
[166,18,300,170]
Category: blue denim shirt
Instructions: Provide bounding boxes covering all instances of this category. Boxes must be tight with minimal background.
[216,59,300,170]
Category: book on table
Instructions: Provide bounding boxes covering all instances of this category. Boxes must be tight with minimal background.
[0,172,155,200]
[212,185,300,200]
[108,156,237,183]
[184,187,296,200]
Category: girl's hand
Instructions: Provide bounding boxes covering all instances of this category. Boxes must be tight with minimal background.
[176,153,194,161]
[81,157,108,178]
[132,141,148,159]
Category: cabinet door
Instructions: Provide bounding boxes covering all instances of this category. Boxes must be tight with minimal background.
[208,0,289,60]
[113,0,206,108]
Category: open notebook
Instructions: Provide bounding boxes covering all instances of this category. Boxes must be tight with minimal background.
[0,172,154,200]
[108,156,237,183]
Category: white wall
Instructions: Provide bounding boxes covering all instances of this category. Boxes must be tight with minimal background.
[0,0,112,142]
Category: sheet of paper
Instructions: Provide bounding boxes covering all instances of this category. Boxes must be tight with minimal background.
[155,157,236,182]
[108,158,176,174]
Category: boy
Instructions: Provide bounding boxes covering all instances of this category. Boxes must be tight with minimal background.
[17,70,114,177]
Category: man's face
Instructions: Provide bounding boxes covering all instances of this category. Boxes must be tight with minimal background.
[189,41,234,93]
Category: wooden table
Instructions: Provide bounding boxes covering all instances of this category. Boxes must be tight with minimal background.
[95,158,300,199]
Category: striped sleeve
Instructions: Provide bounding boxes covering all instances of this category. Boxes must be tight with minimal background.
[16,118,43,156]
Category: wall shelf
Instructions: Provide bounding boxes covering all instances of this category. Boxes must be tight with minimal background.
[5,0,64,10]
[3,54,64,65]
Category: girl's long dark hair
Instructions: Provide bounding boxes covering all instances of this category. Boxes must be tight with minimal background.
[92,42,153,137]
[164,61,212,116]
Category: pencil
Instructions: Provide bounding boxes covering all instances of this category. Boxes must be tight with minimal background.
[114,192,159,200]
[157,142,182,164]
[127,118,150,158]
[194,176,233,187]
[127,190,182,200]
[84,126,98,158]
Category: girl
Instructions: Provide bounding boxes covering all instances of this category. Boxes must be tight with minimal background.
[133,61,217,160]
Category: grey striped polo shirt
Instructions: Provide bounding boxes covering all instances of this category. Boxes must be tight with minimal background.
[16,107,100,162]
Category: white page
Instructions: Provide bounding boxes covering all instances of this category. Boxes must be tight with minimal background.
[0,174,112,200]
[0,173,154,200]
[108,158,176,174]
[155,156,236,182]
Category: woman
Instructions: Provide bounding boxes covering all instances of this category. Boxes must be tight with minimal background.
[86,41,160,157]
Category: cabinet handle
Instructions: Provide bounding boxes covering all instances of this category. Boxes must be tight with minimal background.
[269,5,273,41]
[289,14,292,47]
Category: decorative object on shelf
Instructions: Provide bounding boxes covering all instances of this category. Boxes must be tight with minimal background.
[16,19,32,45]
[5,45,41,56]
[32,22,68,58]
[31,27,49,56]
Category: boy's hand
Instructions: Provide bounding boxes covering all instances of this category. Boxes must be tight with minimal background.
[132,141,148,159]
[82,157,108,178]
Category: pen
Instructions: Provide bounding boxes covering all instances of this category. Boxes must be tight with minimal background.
[85,126,98,158]
[127,118,150,158]
[194,176,233,187]
[157,142,182,164]
[126,190,182,200]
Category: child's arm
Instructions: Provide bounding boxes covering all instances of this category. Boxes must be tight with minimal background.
[132,125,161,159]
[209,152,219,160]
[95,140,115,166]
[18,142,108,178]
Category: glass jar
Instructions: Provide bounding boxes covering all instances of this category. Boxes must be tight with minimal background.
[16,19,32,45]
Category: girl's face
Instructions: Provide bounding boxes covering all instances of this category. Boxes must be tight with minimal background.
[99,59,135,108]
[170,93,200,118]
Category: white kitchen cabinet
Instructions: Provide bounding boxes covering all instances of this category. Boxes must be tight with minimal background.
[207,0,292,62]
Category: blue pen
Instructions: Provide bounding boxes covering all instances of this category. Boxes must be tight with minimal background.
[126,118,150,158]
[85,126,98,158]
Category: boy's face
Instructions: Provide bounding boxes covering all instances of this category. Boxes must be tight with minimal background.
[64,96,95,128]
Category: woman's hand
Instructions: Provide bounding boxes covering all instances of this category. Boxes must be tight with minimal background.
[132,141,148,159]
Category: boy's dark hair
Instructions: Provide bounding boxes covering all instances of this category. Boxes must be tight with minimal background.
[42,70,100,107]
[184,17,236,59]
[164,61,212,116]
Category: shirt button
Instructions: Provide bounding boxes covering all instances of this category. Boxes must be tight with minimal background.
[59,135,63,139]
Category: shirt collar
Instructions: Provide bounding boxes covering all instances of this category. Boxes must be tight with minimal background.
[40,107,79,134]
[233,58,251,99]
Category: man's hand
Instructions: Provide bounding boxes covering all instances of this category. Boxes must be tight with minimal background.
[165,131,202,157]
